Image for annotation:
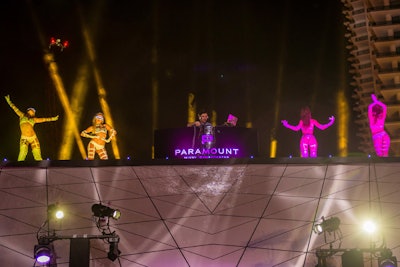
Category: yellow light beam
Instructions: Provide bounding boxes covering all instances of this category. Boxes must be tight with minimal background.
[337,90,349,156]
[270,139,277,158]
[337,21,348,157]
[44,53,88,159]
[79,11,120,159]
[58,64,90,159]
[59,3,106,160]
[28,1,87,159]
[188,93,196,123]
[151,3,160,159]
[93,73,120,159]
[271,1,290,158]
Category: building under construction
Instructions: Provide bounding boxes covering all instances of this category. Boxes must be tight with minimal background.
[342,0,400,156]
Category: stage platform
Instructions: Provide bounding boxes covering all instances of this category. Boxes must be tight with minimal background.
[1,157,400,266]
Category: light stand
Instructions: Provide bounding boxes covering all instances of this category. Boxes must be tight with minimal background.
[315,248,397,267]
[35,233,120,267]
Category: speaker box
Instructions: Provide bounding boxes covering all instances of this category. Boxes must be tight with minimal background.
[342,250,364,267]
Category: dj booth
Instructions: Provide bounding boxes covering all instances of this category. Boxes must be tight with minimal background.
[154,127,259,159]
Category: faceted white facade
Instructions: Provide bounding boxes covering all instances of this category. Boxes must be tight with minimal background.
[1,159,400,266]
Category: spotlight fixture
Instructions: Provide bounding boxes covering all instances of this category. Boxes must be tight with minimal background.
[362,219,377,234]
[34,240,55,265]
[91,203,121,220]
[313,216,341,235]
[379,248,398,267]
[48,203,64,220]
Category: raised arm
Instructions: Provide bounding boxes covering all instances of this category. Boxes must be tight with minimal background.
[281,120,302,131]
[5,95,24,117]
[313,116,335,130]
[369,94,387,119]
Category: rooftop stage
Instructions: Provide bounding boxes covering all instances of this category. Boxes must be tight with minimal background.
[1,157,400,267]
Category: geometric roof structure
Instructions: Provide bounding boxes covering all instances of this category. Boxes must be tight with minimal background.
[1,158,399,266]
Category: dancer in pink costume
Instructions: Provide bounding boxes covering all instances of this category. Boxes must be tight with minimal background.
[281,106,335,157]
[368,94,390,157]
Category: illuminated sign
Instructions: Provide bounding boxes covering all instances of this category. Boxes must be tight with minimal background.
[174,147,240,159]
[154,127,258,159]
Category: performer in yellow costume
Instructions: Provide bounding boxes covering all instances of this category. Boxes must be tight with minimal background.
[81,112,116,160]
[5,95,59,161]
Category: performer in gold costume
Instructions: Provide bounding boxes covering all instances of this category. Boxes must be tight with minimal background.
[5,95,59,161]
[81,112,116,160]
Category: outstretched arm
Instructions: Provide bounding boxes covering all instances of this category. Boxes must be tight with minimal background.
[281,120,302,131]
[34,115,59,124]
[314,116,335,130]
[187,121,201,127]
[5,95,24,117]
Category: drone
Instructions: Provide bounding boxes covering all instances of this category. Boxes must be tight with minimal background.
[49,37,69,52]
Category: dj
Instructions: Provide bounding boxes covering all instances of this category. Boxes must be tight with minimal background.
[187,111,210,127]
[187,111,214,150]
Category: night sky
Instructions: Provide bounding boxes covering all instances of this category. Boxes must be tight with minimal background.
[0,0,356,160]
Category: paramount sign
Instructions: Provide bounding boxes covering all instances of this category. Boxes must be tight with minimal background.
[174,147,240,159]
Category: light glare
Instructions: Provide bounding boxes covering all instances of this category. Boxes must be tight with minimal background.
[55,210,64,219]
[37,255,50,264]
[363,220,377,233]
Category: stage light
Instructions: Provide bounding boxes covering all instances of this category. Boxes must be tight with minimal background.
[50,37,56,46]
[314,223,324,235]
[48,203,64,220]
[313,217,341,234]
[92,203,121,220]
[362,219,377,234]
[34,244,51,263]
[62,40,69,48]
[379,248,398,267]
[34,242,55,264]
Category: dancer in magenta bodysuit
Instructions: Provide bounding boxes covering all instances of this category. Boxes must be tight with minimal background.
[368,94,390,157]
[281,106,335,157]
